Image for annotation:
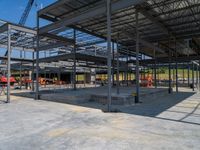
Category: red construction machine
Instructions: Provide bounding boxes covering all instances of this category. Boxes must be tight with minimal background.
[0,76,16,86]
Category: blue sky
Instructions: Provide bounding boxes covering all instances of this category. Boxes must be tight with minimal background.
[0,0,56,27]
[0,0,108,59]
[0,0,56,58]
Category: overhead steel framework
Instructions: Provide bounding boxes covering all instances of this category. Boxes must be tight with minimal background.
[1,0,200,109]
[0,21,75,102]
[0,23,36,103]
[36,0,200,111]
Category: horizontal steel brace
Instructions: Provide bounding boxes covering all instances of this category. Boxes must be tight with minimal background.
[39,0,147,34]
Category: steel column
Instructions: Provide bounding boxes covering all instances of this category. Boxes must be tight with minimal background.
[192,62,194,91]
[32,51,35,92]
[20,50,22,90]
[6,25,11,103]
[44,51,47,88]
[183,63,185,85]
[35,13,40,100]
[173,66,175,86]
[154,48,157,88]
[199,60,200,91]
[143,55,146,79]
[84,71,86,87]
[168,39,172,93]
[116,42,119,94]
[23,51,26,89]
[188,62,190,87]
[94,47,97,87]
[112,42,115,86]
[175,60,178,92]
[58,69,61,82]
[175,40,178,93]
[70,69,73,88]
[106,0,112,111]
[73,29,76,90]
[158,67,160,86]
[196,64,198,89]
[135,10,140,103]
[168,57,172,93]
[126,55,128,86]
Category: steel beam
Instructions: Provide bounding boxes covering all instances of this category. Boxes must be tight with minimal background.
[137,5,169,35]
[39,0,147,34]
[10,24,36,34]
[38,0,67,16]
[39,33,75,44]
[0,44,34,52]
[0,56,33,63]
[137,3,190,55]
[37,42,69,51]
[125,31,165,54]
[129,55,200,64]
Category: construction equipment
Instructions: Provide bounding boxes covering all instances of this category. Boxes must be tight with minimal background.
[39,77,53,85]
[140,75,153,87]
[19,0,35,26]
[0,76,8,95]
[0,76,16,86]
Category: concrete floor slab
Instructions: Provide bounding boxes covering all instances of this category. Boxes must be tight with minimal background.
[11,86,169,105]
[0,88,200,150]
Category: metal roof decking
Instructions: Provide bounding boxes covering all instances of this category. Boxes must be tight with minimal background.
[38,0,200,59]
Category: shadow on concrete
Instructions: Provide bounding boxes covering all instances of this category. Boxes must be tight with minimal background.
[11,89,200,126]
[116,91,200,126]
[118,92,195,116]
[0,100,7,104]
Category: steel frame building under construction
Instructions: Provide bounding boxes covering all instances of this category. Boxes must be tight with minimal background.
[0,0,200,112]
